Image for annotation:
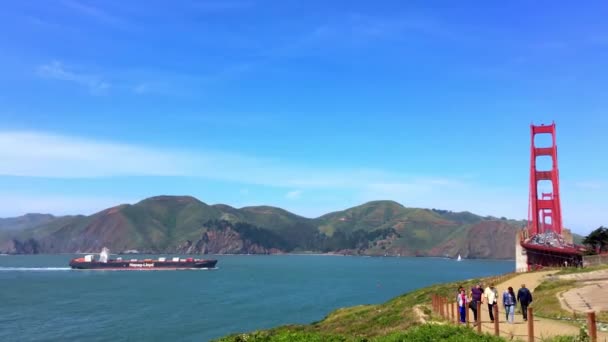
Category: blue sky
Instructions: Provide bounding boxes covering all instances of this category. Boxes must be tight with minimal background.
[0,1,607,234]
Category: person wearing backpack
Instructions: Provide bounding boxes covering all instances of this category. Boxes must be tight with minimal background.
[517,284,533,321]
[484,283,498,322]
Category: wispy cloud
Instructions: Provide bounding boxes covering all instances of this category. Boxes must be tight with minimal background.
[0,131,186,177]
[132,82,172,95]
[0,193,136,217]
[61,0,132,30]
[189,0,253,12]
[1,131,601,232]
[37,61,110,95]
[0,131,465,191]
[37,62,195,96]
[575,181,606,190]
[304,13,469,49]
[285,190,302,200]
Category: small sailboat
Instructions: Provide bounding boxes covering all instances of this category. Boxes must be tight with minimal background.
[457,254,462,261]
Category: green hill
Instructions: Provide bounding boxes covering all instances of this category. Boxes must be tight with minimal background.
[0,213,57,231]
[0,196,527,258]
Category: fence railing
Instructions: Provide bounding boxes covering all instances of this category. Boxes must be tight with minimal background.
[583,254,608,267]
[430,293,602,342]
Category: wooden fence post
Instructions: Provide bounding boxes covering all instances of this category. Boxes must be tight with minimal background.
[466,302,470,327]
[477,300,482,333]
[436,295,439,312]
[527,307,534,342]
[437,295,441,316]
[447,299,451,321]
[451,301,455,323]
[494,304,499,336]
[588,311,597,342]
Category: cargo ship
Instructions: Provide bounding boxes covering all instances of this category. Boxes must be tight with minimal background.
[69,248,217,270]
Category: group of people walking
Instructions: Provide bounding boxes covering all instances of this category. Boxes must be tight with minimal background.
[456,283,533,325]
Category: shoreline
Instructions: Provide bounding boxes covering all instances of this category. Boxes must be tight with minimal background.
[0,252,516,261]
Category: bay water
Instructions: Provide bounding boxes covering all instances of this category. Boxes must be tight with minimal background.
[0,254,513,341]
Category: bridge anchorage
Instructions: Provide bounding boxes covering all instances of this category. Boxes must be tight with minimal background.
[515,122,586,272]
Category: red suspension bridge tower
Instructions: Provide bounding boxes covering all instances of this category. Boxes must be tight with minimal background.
[528,122,563,236]
[516,122,584,272]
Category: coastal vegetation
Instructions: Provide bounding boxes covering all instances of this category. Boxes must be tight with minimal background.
[215,265,608,342]
[214,325,508,342]
[582,226,608,254]
[214,272,516,341]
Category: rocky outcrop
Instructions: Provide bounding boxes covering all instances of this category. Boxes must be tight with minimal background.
[176,226,284,254]
[427,221,519,259]
[0,238,41,254]
[465,221,518,259]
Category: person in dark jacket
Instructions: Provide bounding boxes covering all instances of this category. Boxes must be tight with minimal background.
[517,284,533,321]
[470,283,483,324]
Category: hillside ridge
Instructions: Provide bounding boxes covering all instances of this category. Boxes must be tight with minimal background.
[0,196,527,258]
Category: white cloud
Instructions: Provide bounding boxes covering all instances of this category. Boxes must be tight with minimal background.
[0,131,188,178]
[285,190,302,200]
[0,130,604,233]
[0,193,136,217]
[575,181,605,190]
[61,0,132,30]
[0,131,467,191]
[360,180,527,219]
[38,61,110,95]
[132,82,171,95]
[133,83,151,94]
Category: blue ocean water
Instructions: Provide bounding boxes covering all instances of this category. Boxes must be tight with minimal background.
[0,254,513,341]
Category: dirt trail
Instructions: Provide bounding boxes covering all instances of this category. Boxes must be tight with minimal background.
[468,270,608,341]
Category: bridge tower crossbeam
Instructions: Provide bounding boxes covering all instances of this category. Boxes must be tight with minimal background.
[528,122,563,236]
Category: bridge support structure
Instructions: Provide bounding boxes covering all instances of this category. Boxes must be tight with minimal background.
[517,122,583,271]
[528,122,563,237]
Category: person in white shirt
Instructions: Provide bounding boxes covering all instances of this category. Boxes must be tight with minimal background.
[484,283,498,323]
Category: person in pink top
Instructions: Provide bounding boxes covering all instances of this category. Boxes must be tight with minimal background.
[457,287,467,324]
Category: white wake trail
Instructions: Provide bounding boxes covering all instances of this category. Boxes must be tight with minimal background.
[0,267,72,271]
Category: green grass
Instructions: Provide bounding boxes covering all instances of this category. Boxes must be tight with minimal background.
[538,328,591,342]
[214,324,509,342]
[213,267,608,342]
[530,279,578,321]
[212,272,518,342]
[555,264,608,275]
[530,269,608,322]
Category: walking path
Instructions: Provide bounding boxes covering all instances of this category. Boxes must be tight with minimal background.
[471,270,608,341]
